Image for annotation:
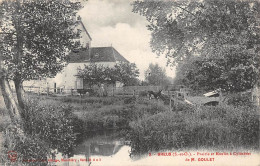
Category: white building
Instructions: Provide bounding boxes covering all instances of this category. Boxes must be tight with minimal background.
[23,17,128,93]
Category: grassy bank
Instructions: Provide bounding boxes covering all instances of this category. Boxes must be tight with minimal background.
[78,98,168,132]
[31,94,169,132]
[129,104,259,154]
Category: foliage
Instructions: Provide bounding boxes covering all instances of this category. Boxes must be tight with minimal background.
[130,105,259,154]
[145,63,171,86]
[132,0,260,64]
[0,0,84,129]
[22,100,78,157]
[138,90,148,97]
[113,62,140,86]
[2,129,49,166]
[59,96,122,105]
[77,62,140,87]
[77,63,110,87]
[174,52,259,92]
[0,0,82,81]
[0,109,11,132]
[133,0,260,92]
[226,92,253,107]
[77,98,168,132]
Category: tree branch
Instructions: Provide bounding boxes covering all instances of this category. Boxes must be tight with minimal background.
[172,2,197,17]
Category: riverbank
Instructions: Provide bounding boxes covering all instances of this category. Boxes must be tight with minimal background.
[0,93,259,165]
[33,93,259,152]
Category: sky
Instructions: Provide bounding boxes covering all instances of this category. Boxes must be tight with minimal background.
[78,0,176,80]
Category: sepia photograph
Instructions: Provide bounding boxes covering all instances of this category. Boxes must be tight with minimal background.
[0,0,260,165]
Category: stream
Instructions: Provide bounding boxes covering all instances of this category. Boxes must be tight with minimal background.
[53,130,133,166]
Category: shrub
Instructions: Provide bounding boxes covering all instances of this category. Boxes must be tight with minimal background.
[139,91,148,97]
[22,100,79,157]
[1,125,49,166]
[79,101,168,132]
[142,101,168,115]
[173,101,195,112]
[58,96,122,105]
[226,93,253,107]
[0,113,11,132]
[124,96,137,104]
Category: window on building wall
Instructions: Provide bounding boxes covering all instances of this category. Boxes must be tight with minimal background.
[77,29,81,36]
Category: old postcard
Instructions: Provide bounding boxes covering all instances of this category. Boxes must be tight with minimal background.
[0,0,259,165]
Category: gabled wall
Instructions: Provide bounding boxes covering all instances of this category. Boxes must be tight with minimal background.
[75,21,92,49]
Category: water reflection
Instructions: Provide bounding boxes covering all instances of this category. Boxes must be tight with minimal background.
[52,131,260,166]
[54,130,132,166]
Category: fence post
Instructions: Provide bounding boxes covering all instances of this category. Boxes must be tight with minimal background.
[112,87,114,96]
[38,87,40,96]
[47,87,49,96]
[169,91,172,111]
[133,90,135,96]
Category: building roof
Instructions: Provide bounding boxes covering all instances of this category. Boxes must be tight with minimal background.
[68,47,129,63]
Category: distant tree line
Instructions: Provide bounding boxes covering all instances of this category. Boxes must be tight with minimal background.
[144,63,172,86]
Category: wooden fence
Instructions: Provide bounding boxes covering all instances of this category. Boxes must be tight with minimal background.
[23,85,163,97]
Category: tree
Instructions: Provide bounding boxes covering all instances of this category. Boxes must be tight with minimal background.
[77,62,140,87]
[113,62,140,86]
[77,63,110,88]
[133,0,260,92]
[145,63,171,86]
[0,0,82,126]
[175,50,259,92]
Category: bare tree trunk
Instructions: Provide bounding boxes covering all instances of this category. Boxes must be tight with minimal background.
[0,43,23,130]
[14,77,25,109]
[0,1,25,143]
[0,76,23,128]
[12,0,25,110]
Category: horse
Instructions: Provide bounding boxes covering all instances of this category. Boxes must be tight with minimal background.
[147,89,163,100]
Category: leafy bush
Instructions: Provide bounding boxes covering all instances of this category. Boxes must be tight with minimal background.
[57,96,122,105]
[226,93,252,107]
[173,101,195,112]
[139,91,148,97]
[0,111,11,132]
[141,101,168,115]
[79,101,168,132]
[1,125,49,166]
[22,100,81,156]
[124,96,137,104]
[129,105,259,154]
